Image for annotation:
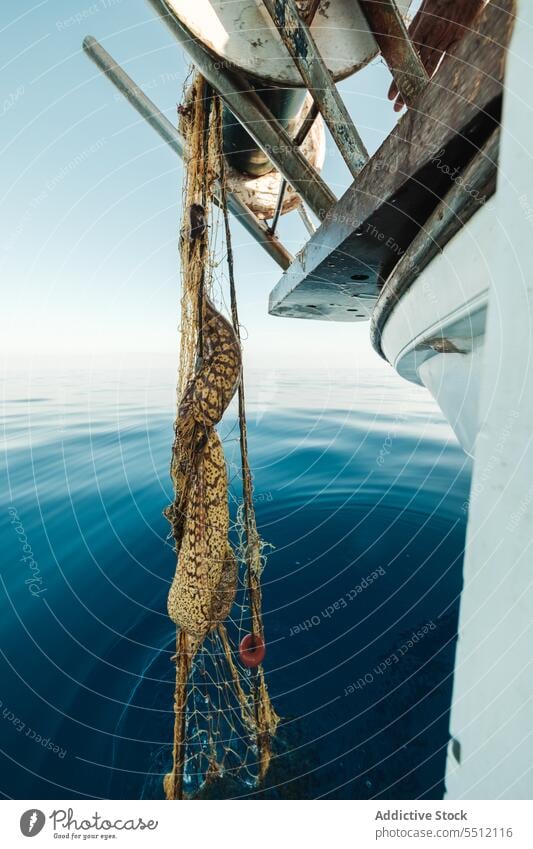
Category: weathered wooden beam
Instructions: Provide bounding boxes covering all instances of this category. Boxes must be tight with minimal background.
[269,0,514,320]
[370,128,500,357]
[359,0,429,107]
[261,0,369,177]
[146,0,336,219]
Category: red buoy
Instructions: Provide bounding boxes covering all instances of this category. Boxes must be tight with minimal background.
[239,633,265,668]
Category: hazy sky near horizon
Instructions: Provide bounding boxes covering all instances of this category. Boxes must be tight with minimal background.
[1,0,413,368]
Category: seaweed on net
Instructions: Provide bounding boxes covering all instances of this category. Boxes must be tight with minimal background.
[163,75,278,800]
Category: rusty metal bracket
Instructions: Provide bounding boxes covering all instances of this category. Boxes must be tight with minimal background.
[83,36,293,270]
[359,0,429,108]
[146,0,336,220]
[262,0,369,177]
[268,98,319,236]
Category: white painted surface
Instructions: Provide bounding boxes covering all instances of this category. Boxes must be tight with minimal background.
[379,199,497,450]
[418,342,484,455]
[380,197,496,380]
[377,0,533,798]
[167,0,411,85]
[444,0,533,799]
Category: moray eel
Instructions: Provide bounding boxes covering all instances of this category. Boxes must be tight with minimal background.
[168,298,242,542]
[167,297,241,646]
[180,298,242,431]
[167,430,232,636]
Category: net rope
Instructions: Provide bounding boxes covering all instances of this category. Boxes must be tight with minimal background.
[163,75,279,800]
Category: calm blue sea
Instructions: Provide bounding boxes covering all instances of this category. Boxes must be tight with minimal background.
[1,364,471,800]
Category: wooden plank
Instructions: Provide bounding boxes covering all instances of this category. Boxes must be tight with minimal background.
[262,0,369,177]
[370,128,500,357]
[269,0,515,320]
[359,0,429,107]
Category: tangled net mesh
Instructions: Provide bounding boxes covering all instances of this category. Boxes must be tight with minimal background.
[164,73,279,800]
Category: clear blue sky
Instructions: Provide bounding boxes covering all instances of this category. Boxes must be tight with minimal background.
[1,0,414,368]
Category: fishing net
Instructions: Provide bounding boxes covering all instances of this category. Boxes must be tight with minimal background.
[163,74,279,800]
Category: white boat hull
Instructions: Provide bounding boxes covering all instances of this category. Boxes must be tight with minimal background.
[380,0,533,799]
[379,195,498,456]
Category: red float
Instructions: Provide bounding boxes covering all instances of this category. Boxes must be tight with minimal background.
[239,633,266,668]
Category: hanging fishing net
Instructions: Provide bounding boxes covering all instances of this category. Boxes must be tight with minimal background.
[163,74,279,800]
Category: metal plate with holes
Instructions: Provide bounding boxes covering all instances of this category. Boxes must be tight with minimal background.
[269,250,379,322]
[165,0,411,86]
[270,104,503,319]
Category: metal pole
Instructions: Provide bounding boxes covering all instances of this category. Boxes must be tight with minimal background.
[269,179,287,236]
[297,203,316,236]
[144,0,336,220]
[82,36,293,270]
[83,36,184,157]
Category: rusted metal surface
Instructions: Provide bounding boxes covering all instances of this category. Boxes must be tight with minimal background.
[300,0,321,24]
[146,0,336,219]
[268,0,514,320]
[359,0,429,107]
[269,179,287,235]
[370,128,500,356]
[160,0,405,88]
[268,98,320,235]
[261,0,369,177]
[293,100,319,146]
[83,36,293,270]
[417,338,466,355]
